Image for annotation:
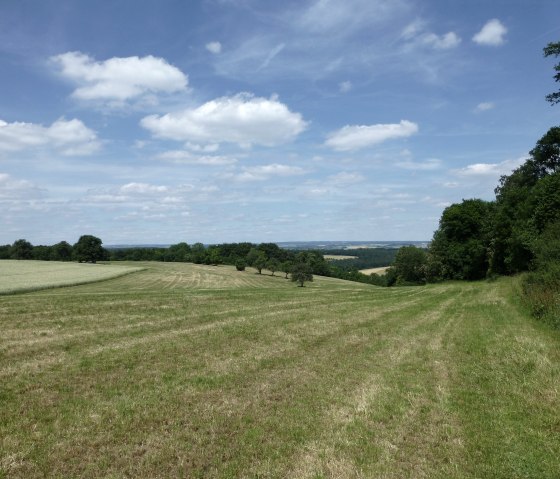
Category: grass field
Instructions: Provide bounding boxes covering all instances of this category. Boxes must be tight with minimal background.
[0,260,143,295]
[1,262,559,478]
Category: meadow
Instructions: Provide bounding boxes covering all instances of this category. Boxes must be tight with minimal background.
[1,261,559,478]
[0,260,143,295]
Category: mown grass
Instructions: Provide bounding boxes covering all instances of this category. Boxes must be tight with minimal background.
[1,262,559,478]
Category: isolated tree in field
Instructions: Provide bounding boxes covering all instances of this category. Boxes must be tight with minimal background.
[291,262,313,287]
[245,247,260,267]
[544,41,560,105]
[281,261,292,279]
[235,258,246,271]
[73,235,105,263]
[267,258,280,276]
[10,239,33,260]
[254,252,267,274]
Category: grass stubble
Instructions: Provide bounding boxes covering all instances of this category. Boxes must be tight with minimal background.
[0,262,559,478]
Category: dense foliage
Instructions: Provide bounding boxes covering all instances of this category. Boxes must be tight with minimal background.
[323,248,398,270]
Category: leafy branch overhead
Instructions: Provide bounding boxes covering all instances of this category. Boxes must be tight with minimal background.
[544,41,560,105]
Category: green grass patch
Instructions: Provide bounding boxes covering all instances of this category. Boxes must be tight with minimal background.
[0,260,144,295]
[0,262,558,478]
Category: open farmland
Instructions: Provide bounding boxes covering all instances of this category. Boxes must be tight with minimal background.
[0,260,143,295]
[1,262,559,478]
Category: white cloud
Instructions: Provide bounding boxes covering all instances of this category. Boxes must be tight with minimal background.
[226,163,306,182]
[475,102,495,112]
[472,19,507,46]
[401,20,460,50]
[206,41,222,54]
[120,183,168,194]
[420,31,461,50]
[455,158,524,177]
[396,158,441,170]
[184,142,220,153]
[327,171,365,184]
[325,120,418,151]
[156,150,237,166]
[51,52,188,106]
[0,118,100,156]
[296,0,404,35]
[0,173,42,199]
[141,93,307,147]
[401,19,426,40]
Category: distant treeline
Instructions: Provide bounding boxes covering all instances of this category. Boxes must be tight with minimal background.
[323,248,398,271]
[0,238,389,286]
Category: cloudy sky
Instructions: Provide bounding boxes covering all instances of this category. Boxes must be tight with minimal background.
[1,0,559,245]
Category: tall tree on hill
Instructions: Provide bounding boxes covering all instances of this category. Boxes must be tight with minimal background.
[73,235,105,263]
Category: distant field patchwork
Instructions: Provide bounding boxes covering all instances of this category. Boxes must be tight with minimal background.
[0,260,143,294]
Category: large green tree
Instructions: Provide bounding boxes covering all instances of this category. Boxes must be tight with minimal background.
[291,262,313,287]
[491,127,560,274]
[429,199,494,280]
[390,246,427,285]
[73,235,105,263]
[10,239,33,260]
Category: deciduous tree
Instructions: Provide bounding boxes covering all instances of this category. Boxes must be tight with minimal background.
[291,262,313,287]
[73,235,105,263]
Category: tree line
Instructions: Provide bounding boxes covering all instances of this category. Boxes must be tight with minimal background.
[0,235,107,263]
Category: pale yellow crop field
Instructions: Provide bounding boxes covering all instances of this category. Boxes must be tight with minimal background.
[0,260,143,294]
[359,266,389,275]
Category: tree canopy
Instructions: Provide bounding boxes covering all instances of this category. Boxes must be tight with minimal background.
[73,235,106,263]
[544,41,560,105]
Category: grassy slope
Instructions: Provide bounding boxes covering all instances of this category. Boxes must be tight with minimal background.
[1,262,558,478]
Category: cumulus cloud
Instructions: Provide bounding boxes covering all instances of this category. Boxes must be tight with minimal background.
[401,21,460,50]
[141,93,307,147]
[475,102,495,112]
[472,19,507,46]
[120,182,168,194]
[156,150,237,166]
[0,118,100,156]
[455,158,524,177]
[225,163,306,182]
[420,32,461,50]
[206,41,222,54]
[325,120,418,151]
[51,52,188,106]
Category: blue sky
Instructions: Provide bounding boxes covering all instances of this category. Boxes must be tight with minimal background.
[1,0,559,245]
